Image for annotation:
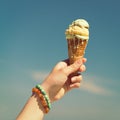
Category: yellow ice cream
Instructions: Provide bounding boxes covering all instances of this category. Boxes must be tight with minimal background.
[65,19,89,40]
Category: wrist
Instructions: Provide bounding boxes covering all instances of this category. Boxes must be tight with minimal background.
[41,82,54,103]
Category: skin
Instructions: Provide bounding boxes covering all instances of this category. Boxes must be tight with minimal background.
[16,58,87,120]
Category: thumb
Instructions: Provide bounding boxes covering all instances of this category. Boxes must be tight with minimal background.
[64,59,83,75]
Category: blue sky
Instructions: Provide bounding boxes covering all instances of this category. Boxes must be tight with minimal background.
[0,0,120,120]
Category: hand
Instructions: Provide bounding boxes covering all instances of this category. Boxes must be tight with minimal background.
[41,58,87,102]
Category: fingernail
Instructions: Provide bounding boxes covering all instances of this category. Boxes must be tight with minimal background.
[82,58,87,63]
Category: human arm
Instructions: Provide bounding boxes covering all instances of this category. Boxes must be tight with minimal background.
[16,58,87,120]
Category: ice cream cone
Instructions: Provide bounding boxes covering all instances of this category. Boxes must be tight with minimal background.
[67,37,88,64]
[65,19,89,64]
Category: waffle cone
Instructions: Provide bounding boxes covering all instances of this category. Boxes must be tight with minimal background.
[67,37,88,64]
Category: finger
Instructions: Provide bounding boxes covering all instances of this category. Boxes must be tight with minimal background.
[71,75,82,83]
[82,58,87,63]
[64,59,83,75]
[70,82,81,88]
[79,65,86,72]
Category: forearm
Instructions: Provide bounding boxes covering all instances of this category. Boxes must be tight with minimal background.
[16,93,45,120]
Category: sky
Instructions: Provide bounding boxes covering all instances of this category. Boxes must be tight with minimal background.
[0,0,120,120]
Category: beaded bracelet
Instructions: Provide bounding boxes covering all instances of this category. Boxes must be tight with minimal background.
[32,85,51,113]
[36,85,51,109]
[32,87,50,113]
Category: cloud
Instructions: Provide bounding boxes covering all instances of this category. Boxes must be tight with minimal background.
[31,71,49,81]
[31,71,115,96]
[80,74,115,96]
[81,81,113,95]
